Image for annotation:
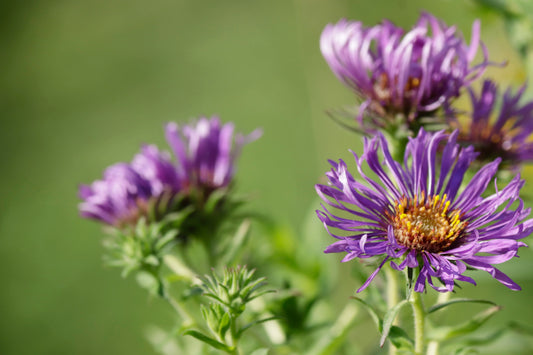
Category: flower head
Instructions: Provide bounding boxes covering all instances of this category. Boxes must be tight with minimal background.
[320,12,488,131]
[454,79,533,171]
[79,116,260,226]
[165,116,261,192]
[79,148,180,226]
[316,129,531,292]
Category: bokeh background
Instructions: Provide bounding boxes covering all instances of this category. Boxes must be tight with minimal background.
[2,0,533,354]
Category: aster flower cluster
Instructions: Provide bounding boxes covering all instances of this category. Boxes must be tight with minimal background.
[318,10,533,354]
[79,116,260,287]
[79,116,258,228]
[316,8,533,354]
[319,11,533,294]
[76,8,533,355]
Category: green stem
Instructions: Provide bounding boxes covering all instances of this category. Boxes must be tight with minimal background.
[163,254,197,283]
[159,255,198,326]
[385,265,399,355]
[410,289,425,355]
[163,292,195,327]
[385,265,400,316]
[229,315,241,355]
[425,292,451,355]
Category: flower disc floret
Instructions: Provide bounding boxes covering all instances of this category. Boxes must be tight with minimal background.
[389,193,468,253]
[316,129,532,292]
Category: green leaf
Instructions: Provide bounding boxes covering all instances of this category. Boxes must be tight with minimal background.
[238,316,280,337]
[135,270,161,296]
[351,297,382,331]
[154,229,178,251]
[143,255,160,267]
[218,312,231,339]
[427,298,497,314]
[218,219,251,266]
[388,326,414,352]
[184,330,233,352]
[380,300,409,347]
[508,321,533,336]
[428,305,502,341]
[455,327,507,347]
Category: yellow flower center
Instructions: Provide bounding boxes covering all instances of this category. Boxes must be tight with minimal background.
[389,193,468,253]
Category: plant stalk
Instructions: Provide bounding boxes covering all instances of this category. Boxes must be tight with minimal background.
[410,289,425,355]
[385,265,400,355]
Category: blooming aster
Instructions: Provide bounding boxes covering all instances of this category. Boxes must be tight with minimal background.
[454,79,533,171]
[79,147,181,227]
[320,12,488,131]
[79,116,259,226]
[165,116,261,192]
[316,129,532,292]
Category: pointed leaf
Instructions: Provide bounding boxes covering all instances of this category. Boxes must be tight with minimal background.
[427,298,496,314]
[388,325,414,351]
[380,300,409,347]
[219,219,252,266]
[218,312,231,339]
[184,330,233,352]
[428,305,502,341]
[508,321,533,336]
[154,229,178,251]
[143,255,160,267]
[238,316,280,337]
[351,297,382,331]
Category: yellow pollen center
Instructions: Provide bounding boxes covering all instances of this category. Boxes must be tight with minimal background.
[389,193,467,253]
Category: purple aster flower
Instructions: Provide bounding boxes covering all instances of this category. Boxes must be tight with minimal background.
[165,116,261,192]
[79,145,182,226]
[320,12,488,131]
[316,129,532,292]
[453,79,533,170]
[79,163,157,226]
[79,116,260,226]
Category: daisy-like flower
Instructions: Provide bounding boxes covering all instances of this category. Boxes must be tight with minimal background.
[320,12,488,131]
[316,129,532,292]
[79,116,260,226]
[454,79,533,171]
[165,116,261,192]
[79,147,181,227]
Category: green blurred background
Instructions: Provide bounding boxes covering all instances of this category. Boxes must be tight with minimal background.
[2,0,533,354]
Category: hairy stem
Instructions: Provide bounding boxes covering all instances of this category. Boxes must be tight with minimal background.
[410,289,425,355]
[385,265,400,355]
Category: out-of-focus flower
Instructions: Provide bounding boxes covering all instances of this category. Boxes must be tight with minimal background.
[454,79,533,171]
[79,116,260,226]
[320,12,488,132]
[79,144,181,227]
[79,163,159,226]
[316,129,531,292]
[165,116,261,192]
